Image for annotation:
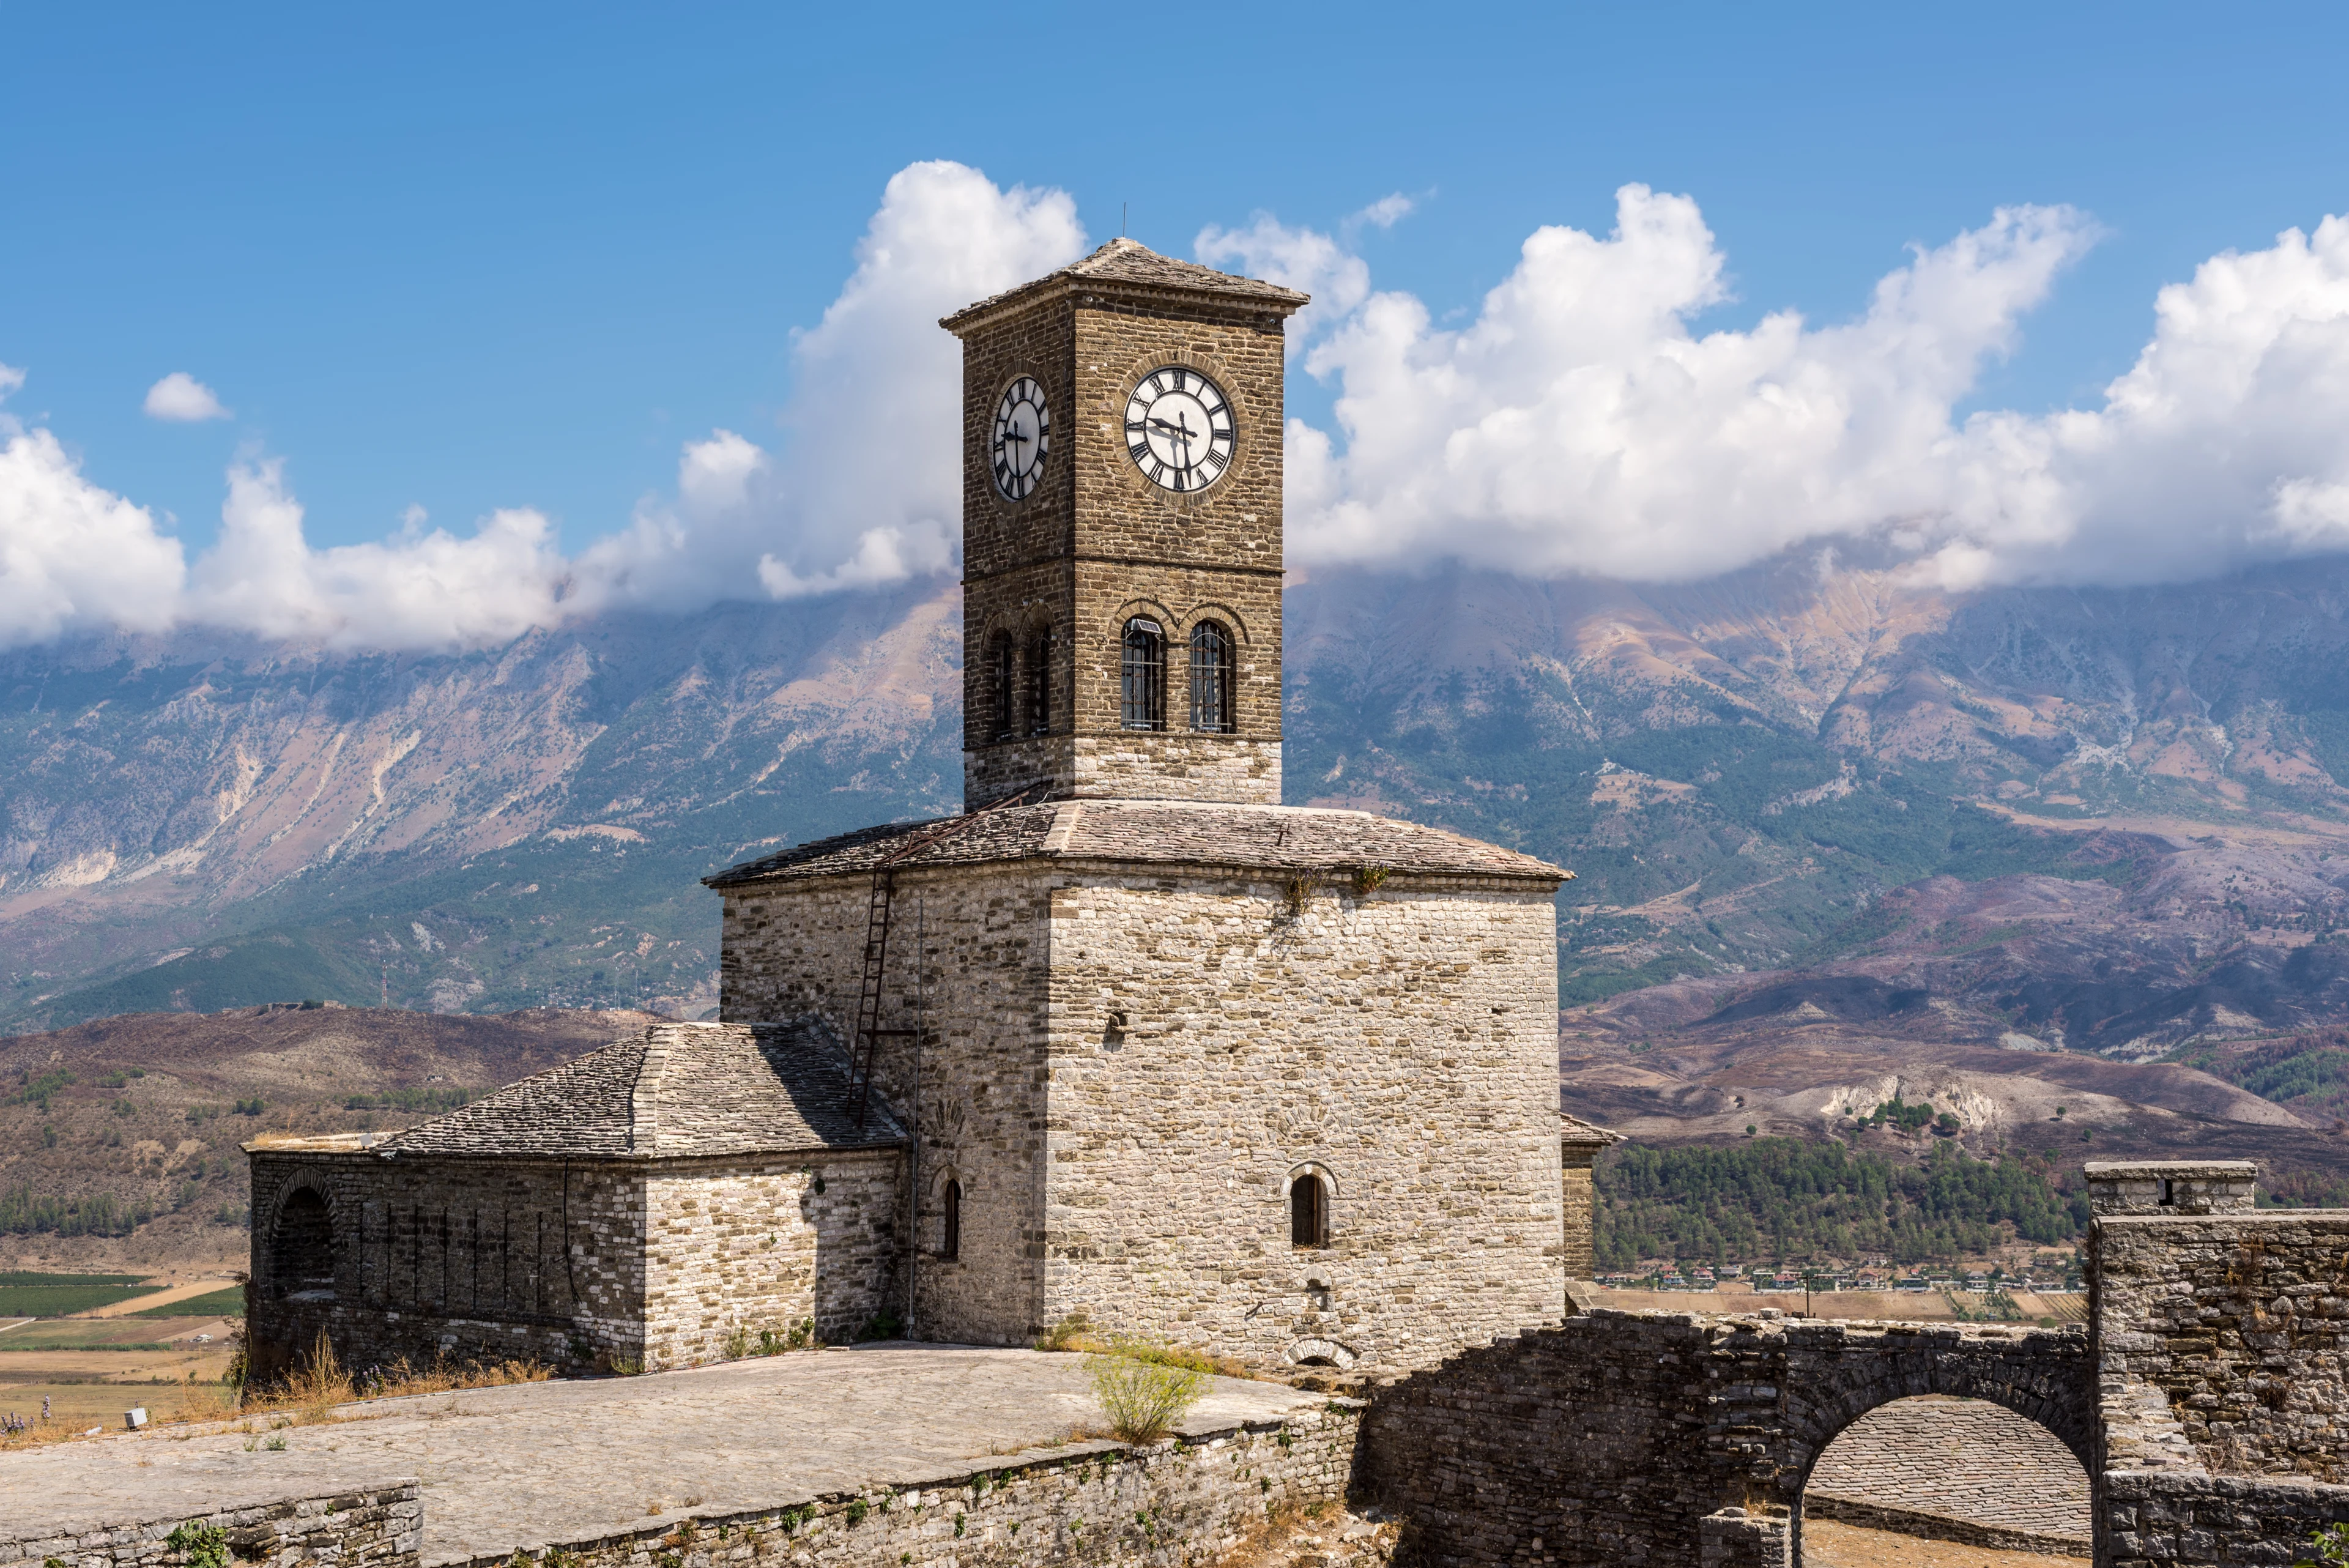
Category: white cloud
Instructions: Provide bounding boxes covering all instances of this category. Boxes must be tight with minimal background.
[0,162,1084,651]
[1250,188,2349,589]
[143,371,231,422]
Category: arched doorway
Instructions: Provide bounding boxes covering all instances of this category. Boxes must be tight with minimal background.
[270,1186,336,1299]
[1798,1395,2090,1564]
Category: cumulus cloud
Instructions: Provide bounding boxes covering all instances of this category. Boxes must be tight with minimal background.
[143,371,231,422]
[577,160,1086,609]
[0,162,1084,651]
[1241,187,2349,589]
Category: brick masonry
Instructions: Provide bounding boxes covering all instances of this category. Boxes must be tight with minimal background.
[2,1482,420,1568]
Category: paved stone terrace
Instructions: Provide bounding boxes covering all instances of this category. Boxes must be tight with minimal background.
[0,1346,1323,1566]
[1806,1395,2092,1544]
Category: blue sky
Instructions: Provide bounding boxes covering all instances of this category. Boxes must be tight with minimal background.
[5,2,2349,644]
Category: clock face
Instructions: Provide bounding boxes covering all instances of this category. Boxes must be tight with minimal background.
[1124,366,1236,493]
[990,376,1050,500]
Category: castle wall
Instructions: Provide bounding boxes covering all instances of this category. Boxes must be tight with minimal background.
[644,1153,902,1364]
[719,866,1056,1348]
[249,1145,900,1379]
[1037,872,1562,1369]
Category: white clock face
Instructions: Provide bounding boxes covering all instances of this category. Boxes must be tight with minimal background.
[990,376,1050,500]
[1124,367,1235,493]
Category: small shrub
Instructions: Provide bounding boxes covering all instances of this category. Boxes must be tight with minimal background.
[844,1498,869,1525]
[856,1309,902,1343]
[263,1434,287,1451]
[1351,864,1390,898]
[723,1322,753,1361]
[608,1356,644,1377]
[1035,1309,1094,1352]
[168,1522,231,1568]
[1086,1340,1208,1444]
[2298,1522,2349,1566]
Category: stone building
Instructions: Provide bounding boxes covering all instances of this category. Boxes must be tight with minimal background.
[248,240,1586,1380]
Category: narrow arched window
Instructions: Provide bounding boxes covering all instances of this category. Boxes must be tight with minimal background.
[1028,626,1052,736]
[943,1179,963,1260]
[989,632,1016,741]
[1290,1173,1328,1249]
[1121,618,1165,731]
[1189,620,1233,734]
[273,1187,336,1296]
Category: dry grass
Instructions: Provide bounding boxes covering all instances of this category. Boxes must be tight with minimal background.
[1034,1311,1255,1380]
[241,1331,551,1424]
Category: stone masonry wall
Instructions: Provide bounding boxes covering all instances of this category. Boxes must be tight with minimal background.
[720,865,1055,1348]
[1560,1152,1598,1278]
[2103,1473,2349,1567]
[1362,1312,2090,1567]
[250,1151,647,1379]
[719,860,1566,1370]
[956,282,1288,808]
[1040,872,1562,1370]
[643,1153,901,1363]
[2093,1212,2349,1479]
[1,1481,420,1568]
[434,1404,1360,1568]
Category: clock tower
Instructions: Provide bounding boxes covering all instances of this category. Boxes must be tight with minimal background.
[940,239,1308,808]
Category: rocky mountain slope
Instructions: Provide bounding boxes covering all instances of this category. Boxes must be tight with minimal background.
[12,551,2349,1173]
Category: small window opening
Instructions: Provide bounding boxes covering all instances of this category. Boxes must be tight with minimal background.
[1290,1173,1328,1249]
[1189,620,1233,734]
[943,1179,963,1260]
[272,1187,336,1296]
[1121,618,1166,731]
[989,632,1016,741]
[2158,1178,2175,1207]
[1028,627,1053,736]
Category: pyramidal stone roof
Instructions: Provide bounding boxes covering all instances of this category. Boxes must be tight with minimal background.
[940,238,1309,334]
[379,1022,903,1160]
[704,798,1569,890]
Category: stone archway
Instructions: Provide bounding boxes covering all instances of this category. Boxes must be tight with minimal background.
[269,1184,337,1299]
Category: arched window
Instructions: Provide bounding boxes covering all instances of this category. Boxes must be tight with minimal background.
[1290,1173,1328,1249]
[989,631,1016,741]
[1121,617,1165,731]
[942,1179,963,1260]
[1189,620,1234,733]
[272,1187,336,1296]
[1027,626,1052,736]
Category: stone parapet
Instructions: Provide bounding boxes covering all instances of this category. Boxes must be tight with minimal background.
[2085,1161,2258,1216]
[2103,1471,2349,1567]
[0,1480,420,1568]
[1699,1508,1791,1567]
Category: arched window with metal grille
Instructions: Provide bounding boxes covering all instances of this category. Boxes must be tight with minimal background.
[1189,620,1234,733]
[1120,617,1165,731]
[989,632,1016,741]
[1028,626,1052,736]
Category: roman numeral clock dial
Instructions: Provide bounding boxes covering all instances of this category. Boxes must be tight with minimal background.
[1124,368,1235,493]
[990,376,1050,500]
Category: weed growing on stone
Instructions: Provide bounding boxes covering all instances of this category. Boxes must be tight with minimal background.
[167,1521,230,1568]
[1086,1341,1208,1444]
[2301,1523,2349,1566]
[844,1498,869,1525]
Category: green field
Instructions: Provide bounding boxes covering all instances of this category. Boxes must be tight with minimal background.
[0,1273,161,1317]
[132,1287,245,1318]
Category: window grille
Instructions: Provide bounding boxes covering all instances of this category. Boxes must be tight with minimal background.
[1121,617,1165,731]
[943,1179,963,1259]
[989,633,1015,741]
[1028,627,1052,736]
[1290,1173,1327,1249]
[1189,620,1233,733]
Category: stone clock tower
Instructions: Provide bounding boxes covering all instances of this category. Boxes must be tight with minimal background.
[940,239,1307,807]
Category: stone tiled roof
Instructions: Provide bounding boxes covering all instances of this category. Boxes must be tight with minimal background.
[379,1022,902,1160]
[704,800,1569,889]
[1560,1111,1625,1146]
[940,239,1308,333]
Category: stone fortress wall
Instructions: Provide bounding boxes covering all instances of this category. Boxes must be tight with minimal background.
[716,849,1564,1368]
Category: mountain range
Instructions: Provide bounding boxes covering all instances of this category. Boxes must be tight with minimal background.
[13,552,2349,1173]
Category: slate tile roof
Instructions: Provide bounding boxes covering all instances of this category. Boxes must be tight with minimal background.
[940,239,1308,333]
[1560,1110,1625,1147]
[704,799,1569,889]
[380,1022,902,1160]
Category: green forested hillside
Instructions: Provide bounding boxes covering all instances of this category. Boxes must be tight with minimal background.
[1591,1137,2091,1268]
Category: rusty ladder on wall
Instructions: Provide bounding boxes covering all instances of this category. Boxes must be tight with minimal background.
[845,782,1053,1128]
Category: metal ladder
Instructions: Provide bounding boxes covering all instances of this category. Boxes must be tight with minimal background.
[844,782,1052,1127]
